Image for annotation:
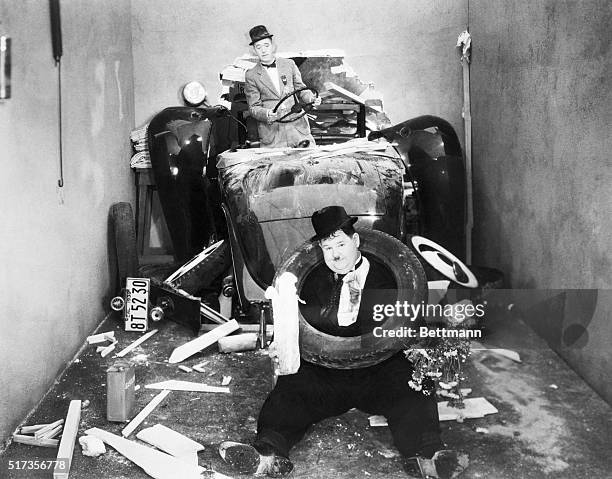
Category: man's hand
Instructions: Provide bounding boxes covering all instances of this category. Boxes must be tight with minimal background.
[267,107,289,123]
[266,109,278,124]
[268,342,282,375]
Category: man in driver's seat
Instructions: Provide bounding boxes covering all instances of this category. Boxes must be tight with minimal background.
[244,25,321,148]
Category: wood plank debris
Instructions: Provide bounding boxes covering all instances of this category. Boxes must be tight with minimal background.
[34,419,63,438]
[165,240,225,286]
[168,320,239,363]
[115,329,159,358]
[12,434,59,448]
[200,302,229,324]
[41,424,63,440]
[18,424,47,434]
[87,331,115,344]
[218,333,257,353]
[136,424,204,461]
[122,390,171,438]
[178,365,193,373]
[323,81,365,105]
[86,427,204,479]
[53,399,81,479]
[200,323,273,334]
[145,380,230,394]
[100,341,117,358]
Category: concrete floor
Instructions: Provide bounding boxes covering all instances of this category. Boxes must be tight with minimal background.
[1,306,611,479]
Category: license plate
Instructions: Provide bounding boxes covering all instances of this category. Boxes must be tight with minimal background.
[124,277,149,332]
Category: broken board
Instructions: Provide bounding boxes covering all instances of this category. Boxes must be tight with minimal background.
[53,400,81,479]
[122,390,171,437]
[145,380,230,394]
[86,427,203,479]
[168,319,239,363]
[137,424,204,465]
[323,81,365,105]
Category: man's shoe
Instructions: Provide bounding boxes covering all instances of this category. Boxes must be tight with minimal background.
[219,441,294,477]
[415,450,469,479]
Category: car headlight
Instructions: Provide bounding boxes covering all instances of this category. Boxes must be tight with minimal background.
[182,81,207,107]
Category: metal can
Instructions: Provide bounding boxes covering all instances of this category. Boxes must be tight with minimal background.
[106,360,135,422]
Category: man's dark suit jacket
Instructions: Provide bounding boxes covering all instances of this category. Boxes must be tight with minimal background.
[299,254,397,337]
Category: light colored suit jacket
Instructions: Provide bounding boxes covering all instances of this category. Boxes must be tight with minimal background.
[244,57,316,147]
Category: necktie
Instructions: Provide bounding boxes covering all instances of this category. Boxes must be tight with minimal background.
[262,61,276,68]
[320,273,345,322]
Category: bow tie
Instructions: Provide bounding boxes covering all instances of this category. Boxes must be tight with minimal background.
[262,61,276,68]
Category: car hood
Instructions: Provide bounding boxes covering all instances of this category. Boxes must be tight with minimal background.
[217,145,404,286]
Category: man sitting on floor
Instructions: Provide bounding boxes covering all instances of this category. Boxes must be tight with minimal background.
[219,206,467,478]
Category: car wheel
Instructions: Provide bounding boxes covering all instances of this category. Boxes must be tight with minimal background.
[109,202,138,295]
[274,228,427,369]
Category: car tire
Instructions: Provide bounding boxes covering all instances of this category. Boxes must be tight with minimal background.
[109,202,138,295]
[274,228,428,369]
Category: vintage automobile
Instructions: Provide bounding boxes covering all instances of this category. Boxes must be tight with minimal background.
[125,54,492,366]
[138,95,478,367]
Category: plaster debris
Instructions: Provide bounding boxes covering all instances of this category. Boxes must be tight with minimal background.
[221,376,232,386]
[79,435,106,457]
[475,427,489,434]
[549,384,558,389]
[132,354,149,364]
[378,447,399,459]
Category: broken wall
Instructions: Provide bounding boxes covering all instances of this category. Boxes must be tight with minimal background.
[131,0,468,137]
[0,0,135,446]
[469,1,612,403]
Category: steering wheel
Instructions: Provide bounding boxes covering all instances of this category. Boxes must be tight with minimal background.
[411,236,479,288]
[272,87,319,123]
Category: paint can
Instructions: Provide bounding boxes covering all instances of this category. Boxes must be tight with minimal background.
[106,360,135,422]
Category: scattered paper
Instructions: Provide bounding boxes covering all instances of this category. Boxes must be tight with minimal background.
[438,397,498,422]
[370,397,498,426]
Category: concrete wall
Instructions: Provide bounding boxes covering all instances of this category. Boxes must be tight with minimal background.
[469,1,612,402]
[131,0,467,132]
[0,0,134,445]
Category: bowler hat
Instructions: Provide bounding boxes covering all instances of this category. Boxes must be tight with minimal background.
[249,25,273,45]
[310,206,358,242]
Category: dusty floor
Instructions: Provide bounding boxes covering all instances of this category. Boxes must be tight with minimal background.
[1,305,611,479]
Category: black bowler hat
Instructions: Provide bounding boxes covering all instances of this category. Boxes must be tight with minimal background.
[310,206,358,242]
[249,25,274,45]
